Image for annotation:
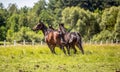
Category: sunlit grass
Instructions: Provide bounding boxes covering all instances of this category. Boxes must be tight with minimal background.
[0,44,120,72]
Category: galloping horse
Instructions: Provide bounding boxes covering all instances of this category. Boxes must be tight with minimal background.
[48,23,84,55]
[58,23,84,55]
[33,21,66,54]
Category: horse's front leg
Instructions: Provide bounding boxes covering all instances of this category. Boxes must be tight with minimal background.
[72,45,77,54]
[52,45,56,54]
[48,46,53,53]
[60,46,66,55]
[47,43,54,54]
[66,45,70,55]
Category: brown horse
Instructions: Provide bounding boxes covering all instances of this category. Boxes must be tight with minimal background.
[58,23,84,55]
[33,21,66,54]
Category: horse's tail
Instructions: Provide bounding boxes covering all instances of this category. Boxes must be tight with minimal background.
[76,32,84,54]
[75,32,82,43]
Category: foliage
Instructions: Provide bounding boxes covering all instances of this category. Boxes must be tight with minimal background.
[95,6,120,41]
[7,3,18,15]
[18,14,28,27]
[0,26,6,40]
[6,29,14,42]
[0,8,8,41]
[13,27,42,42]
[32,0,46,16]
[62,7,100,40]
[49,0,120,11]
[92,30,113,41]
[114,10,120,41]
[7,14,19,32]
[100,6,120,31]
[0,0,120,41]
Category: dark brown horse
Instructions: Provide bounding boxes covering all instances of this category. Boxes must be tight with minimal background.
[33,21,66,54]
[58,23,84,55]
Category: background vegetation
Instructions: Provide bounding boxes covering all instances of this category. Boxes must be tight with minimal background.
[0,0,120,42]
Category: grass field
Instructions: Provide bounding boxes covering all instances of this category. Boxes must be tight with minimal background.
[0,44,120,72]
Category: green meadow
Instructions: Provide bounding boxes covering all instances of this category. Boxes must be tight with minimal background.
[0,44,120,72]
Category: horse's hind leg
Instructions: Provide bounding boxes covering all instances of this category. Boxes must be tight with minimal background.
[76,42,84,54]
[48,47,53,53]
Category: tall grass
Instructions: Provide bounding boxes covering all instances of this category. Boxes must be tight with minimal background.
[0,44,120,72]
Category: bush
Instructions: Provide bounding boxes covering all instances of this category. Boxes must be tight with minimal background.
[7,27,43,42]
[92,30,113,41]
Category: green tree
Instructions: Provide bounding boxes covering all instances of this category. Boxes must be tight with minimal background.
[6,29,14,42]
[14,27,41,42]
[93,6,120,41]
[7,3,18,16]
[62,0,120,11]
[19,14,28,27]
[0,3,4,9]
[100,6,119,31]
[114,10,120,41]
[92,30,113,42]
[0,6,8,40]
[7,14,19,32]
[62,7,100,40]
[0,26,6,40]
[20,6,29,14]
[32,0,46,16]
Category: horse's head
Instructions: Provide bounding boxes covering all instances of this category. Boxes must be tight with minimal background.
[33,21,44,31]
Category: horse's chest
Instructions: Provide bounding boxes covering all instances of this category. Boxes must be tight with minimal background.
[45,35,54,43]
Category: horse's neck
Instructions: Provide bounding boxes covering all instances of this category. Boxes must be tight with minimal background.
[60,26,67,34]
[41,26,48,36]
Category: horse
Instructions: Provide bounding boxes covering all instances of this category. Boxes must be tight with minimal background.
[33,21,66,54]
[48,23,84,55]
[58,23,84,55]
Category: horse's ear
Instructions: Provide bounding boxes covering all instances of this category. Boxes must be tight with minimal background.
[39,19,43,23]
[39,20,41,23]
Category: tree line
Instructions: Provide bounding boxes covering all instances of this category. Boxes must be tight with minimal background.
[0,0,120,42]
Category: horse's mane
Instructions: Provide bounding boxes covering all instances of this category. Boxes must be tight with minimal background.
[41,22,48,30]
[59,23,67,34]
[48,25,55,30]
